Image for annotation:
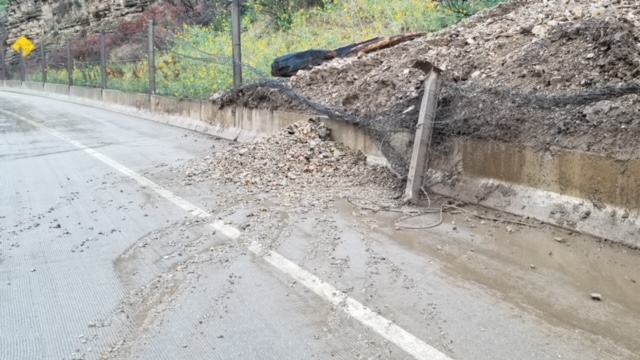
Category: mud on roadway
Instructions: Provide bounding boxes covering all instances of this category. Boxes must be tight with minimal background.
[117,117,640,359]
[2,90,640,360]
[103,0,640,357]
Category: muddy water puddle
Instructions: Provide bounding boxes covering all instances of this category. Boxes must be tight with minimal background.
[336,198,640,354]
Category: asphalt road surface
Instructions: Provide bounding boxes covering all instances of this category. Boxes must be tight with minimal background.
[1,91,640,360]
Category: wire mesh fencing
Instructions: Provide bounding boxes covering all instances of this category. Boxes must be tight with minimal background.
[2,21,640,184]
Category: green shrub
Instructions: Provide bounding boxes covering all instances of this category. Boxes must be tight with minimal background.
[37,0,507,99]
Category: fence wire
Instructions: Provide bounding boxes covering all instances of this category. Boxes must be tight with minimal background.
[3,24,640,182]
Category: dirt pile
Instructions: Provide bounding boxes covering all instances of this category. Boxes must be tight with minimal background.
[184,119,402,193]
[216,0,640,160]
[287,0,640,113]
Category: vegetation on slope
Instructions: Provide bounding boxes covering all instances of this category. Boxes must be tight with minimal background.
[29,0,506,99]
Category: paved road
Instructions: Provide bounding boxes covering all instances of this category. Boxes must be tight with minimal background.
[1,91,639,360]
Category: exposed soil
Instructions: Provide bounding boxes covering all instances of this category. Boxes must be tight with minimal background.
[214,0,640,160]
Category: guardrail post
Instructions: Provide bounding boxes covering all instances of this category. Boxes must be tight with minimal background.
[66,38,73,86]
[100,30,107,89]
[148,20,156,95]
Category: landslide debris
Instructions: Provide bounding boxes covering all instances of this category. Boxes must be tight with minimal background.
[184,119,402,195]
[215,0,640,160]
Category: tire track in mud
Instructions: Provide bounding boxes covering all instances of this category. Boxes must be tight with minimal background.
[102,220,241,359]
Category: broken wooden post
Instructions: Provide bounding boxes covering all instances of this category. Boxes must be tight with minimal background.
[404,62,442,204]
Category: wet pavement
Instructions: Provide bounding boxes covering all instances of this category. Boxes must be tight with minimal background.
[1,91,639,360]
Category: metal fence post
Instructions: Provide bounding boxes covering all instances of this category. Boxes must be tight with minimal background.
[148,20,156,95]
[0,44,6,81]
[231,0,242,88]
[41,41,47,84]
[100,30,107,89]
[66,38,73,86]
[19,48,25,82]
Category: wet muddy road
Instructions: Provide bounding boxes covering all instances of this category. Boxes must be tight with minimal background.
[1,91,639,360]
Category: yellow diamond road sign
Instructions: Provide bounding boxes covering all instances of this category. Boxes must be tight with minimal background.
[12,36,36,57]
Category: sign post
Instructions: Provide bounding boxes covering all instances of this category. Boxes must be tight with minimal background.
[11,36,36,82]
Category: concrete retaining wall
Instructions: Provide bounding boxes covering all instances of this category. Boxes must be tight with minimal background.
[2,81,636,246]
[5,80,22,88]
[429,139,640,248]
[0,83,385,163]
[151,95,201,120]
[23,81,43,92]
[44,83,70,97]
[69,86,103,103]
[103,89,150,110]
[200,102,242,140]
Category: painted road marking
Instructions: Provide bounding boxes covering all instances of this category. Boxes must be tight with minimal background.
[2,108,453,360]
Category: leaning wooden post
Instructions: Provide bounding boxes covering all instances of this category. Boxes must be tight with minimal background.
[404,62,442,204]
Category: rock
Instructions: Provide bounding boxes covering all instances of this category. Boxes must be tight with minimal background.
[317,126,331,141]
[471,71,482,78]
[531,25,547,36]
[554,237,565,243]
[583,100,613,120]
[530,264,536,269]
[466,38,476,45]
[590,293,602,301]
[571,6,584,19]
[30,268,36,272]
[238,148,248,156]
[590,7,605,17]
[593,100,612,114]
[518,24,535,34]
[6,0,153,43]
[549,76,563,86]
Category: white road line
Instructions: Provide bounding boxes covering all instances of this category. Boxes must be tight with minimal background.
[4,108,453,360]
[247,242,452,360]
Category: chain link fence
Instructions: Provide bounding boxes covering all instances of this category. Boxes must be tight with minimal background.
[1,19,639,181]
